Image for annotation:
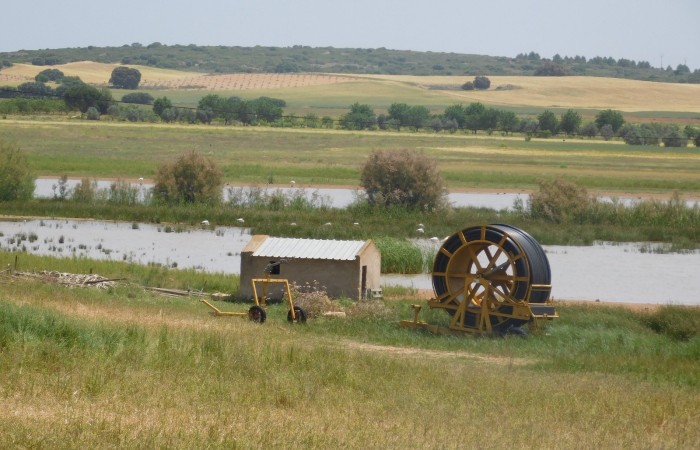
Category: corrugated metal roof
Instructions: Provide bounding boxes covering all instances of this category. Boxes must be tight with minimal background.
[252,237,367,261]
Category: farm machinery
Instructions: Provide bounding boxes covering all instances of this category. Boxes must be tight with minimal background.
[401,224,557,335]
[200,259,307,324]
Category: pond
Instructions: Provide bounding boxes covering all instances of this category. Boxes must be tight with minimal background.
[34,178,526,210]
[1,218,698,306]
[34,178,700,210]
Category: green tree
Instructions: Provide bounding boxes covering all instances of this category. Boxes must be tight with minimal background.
[250,97,283,123]
[473,76,491,90]
[405,105,430,129]
[153,96,173,118]
[35,68,64,82]
[153,150,223,204]
[537,110,559,133]
[109,66,142,89]
[360,149,447,210]
[0,140,35,201]
[64,85,113,113]
[662,129,688,148]
[443,104,467,128]
[340,103,376,130]
[498,110,520,134]
[387,103,411,129]
[559,109,582,134]
[595,109,625,133]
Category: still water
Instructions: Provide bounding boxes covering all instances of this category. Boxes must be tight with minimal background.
[33,178,528,210]
[1,219,698,306]
[33,178,700,210]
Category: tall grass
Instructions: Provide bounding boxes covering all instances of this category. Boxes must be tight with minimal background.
[1,281,698,448]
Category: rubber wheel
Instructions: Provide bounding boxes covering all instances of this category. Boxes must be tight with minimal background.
[248,305,266,323]
[287,306,307,323]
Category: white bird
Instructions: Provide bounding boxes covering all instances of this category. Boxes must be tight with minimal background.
[201,220,210,226]
[324,222,332,226]
[236,218,245,223]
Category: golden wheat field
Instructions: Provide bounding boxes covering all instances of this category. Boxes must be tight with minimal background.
[0,62,356,90]
[2,61,700,113]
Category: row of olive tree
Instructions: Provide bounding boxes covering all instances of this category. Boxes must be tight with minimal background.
[338,101,699,146]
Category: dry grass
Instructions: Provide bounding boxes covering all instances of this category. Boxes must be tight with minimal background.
[3,61,699,113]
[0,61,356,90]
[1,280,699,448]
[356,74,700,113]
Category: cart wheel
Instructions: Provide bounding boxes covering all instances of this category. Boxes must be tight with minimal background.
[248,305,266,323]
[287,306,307,323]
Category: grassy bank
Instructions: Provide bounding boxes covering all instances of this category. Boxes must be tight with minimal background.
[0,276,698,448]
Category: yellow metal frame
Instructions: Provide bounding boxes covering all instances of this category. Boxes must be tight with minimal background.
[200,275,299,322]
[400,293,557,335]
[250,276,298,321]
[200,298,251,318]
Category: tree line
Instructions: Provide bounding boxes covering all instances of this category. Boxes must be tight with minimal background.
[1,70,698,147]
[2,44,698,84]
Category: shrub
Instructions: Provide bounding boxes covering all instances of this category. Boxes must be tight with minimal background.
[642,306,700,341]
[71,178,97,203]
[473,76,491,90]
[121,92,154,105]
[662,129,688,148]
[86,107,100,120]
[528,178,592,223]
[0,141,35,201]
[153,150,223,204]
[360,149,447,210]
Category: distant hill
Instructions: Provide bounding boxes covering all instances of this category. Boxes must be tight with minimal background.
[1,44,698,84]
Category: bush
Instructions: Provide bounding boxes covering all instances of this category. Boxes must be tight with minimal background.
[71,178,97,203]
[528,178,592,223]
[0,141,35,201]
[121,92,154,105]
[662,129,688,148]
[153,151,223,204]
[473,76,491,90]
[86,107,100,120]
[642,306,700,341]
[360,149,447,210]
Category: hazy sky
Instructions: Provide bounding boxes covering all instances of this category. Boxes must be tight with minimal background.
[3,0,698,70]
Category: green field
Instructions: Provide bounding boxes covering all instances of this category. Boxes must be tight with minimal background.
[2,119,700,195]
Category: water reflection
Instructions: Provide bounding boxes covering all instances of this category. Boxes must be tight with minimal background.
[1,218,698,305]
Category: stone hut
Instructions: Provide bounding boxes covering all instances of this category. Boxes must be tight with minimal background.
[239,235,381,301]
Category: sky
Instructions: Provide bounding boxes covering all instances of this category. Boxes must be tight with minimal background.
[2,0,698,70]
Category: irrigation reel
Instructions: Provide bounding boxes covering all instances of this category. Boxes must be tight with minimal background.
[401,224,557,336]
